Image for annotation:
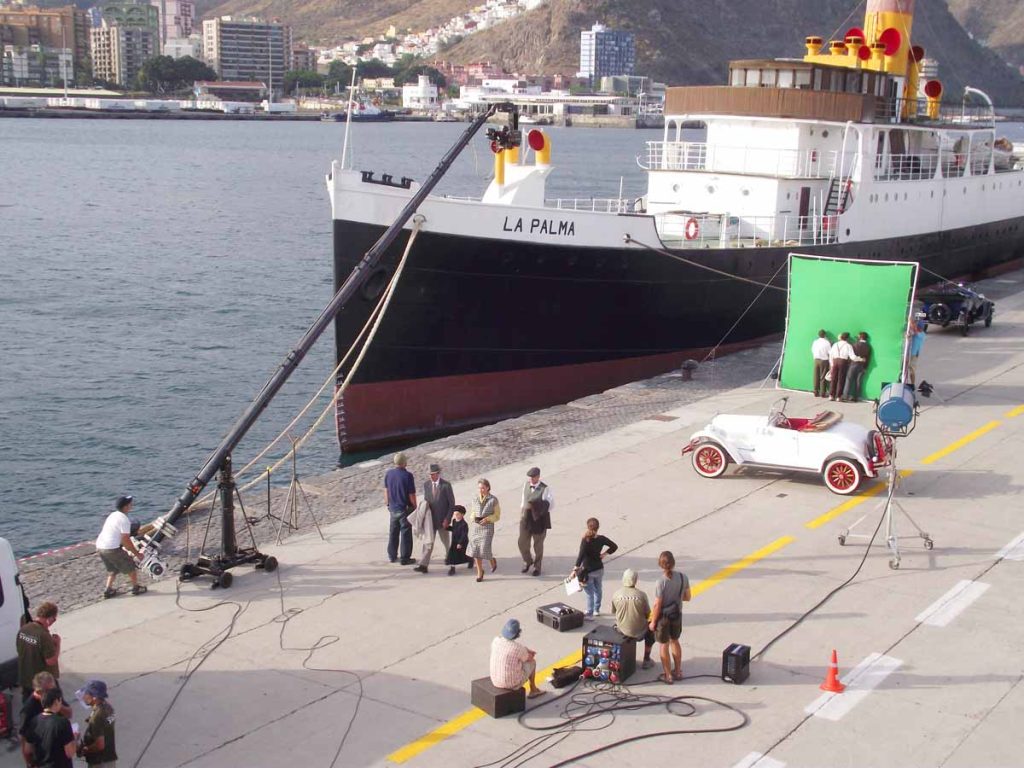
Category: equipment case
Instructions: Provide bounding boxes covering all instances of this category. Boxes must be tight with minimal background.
[536,602,585,632]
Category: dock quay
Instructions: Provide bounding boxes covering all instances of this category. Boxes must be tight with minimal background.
[15,269,1024,768]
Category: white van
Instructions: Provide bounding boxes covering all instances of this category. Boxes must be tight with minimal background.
[0,538,29,689]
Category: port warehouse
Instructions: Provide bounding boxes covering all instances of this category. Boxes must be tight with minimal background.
[0,82,291,113]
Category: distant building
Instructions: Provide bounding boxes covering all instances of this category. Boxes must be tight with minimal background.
[290,44,315,72]
[150,0,194,59]
[194,79,265,101]
[202,17,292,95]
[578,23,634,83]
[402,73,437,110]
[0,5,90,82]
[1,44,72,86]
[90,22,157,86]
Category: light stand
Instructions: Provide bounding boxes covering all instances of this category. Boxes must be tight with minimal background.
[274,437,325,544]
[179,454,278,588]
[837,443,933,569]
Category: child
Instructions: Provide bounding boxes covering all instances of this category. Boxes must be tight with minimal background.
[446,505,471,576]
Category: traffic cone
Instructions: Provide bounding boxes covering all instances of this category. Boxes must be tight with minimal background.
[820,649,845,693]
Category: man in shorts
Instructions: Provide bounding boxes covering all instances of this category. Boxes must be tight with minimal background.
[648,551,691,684]
[95,495,146,599]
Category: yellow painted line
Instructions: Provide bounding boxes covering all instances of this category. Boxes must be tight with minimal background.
[1005,405,1024,418]
[920,420,1002,465]
[804,471,913,530]
[390,535,796,763]
[691,535,795,597]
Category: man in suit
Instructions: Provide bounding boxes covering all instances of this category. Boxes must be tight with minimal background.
[519,467,554,577]
[415,463,456,574]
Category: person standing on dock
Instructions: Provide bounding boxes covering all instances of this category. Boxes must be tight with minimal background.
[828,332,860,401]
[518,467,553,577]
[811,330,831,397]
[649,551,691,685]
[572,518,617,618]
[384,453,418,565]
[16,602,61,701]
[95,496,146,599]
[907,320,927,387]
[843,331,872,402]
[76,680,117,767]
[467,479,500,582]
[416,463,455,574]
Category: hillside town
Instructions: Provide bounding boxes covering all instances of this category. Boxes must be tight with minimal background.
[0,0,671,123]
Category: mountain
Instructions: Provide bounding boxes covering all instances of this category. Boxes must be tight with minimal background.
[200,0,1024,104]
[948,0,1024,74]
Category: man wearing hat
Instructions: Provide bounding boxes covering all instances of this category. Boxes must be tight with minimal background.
[384,453,418,565]
[415,463,456,574]
[489,619,544,698]
[611,569,656,669]
[519,467,554,577]
[76,680,117,767]
[95,496,146,599]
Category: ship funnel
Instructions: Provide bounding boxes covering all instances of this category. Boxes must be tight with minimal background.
[864,0,915,76]
[923,79,942,119]
[805,36,824,56]
[903,45,925,118]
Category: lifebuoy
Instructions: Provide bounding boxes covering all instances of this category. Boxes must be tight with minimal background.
[684,218,700,240]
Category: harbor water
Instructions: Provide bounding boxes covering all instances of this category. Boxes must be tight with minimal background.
[0,119,653,556]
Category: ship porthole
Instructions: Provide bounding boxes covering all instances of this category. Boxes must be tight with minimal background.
[362,268,390,301]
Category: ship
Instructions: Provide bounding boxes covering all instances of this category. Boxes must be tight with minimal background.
[321,102,396,122]
[326,0,1024,453]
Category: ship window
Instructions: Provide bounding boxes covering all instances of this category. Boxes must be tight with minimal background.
[731,68,744,86]
[814,70,823,90]
[846,72,861,93]
[778,69,794,88]
[746,69,762,86]
[761,69,776,86]
[795,69,812,88]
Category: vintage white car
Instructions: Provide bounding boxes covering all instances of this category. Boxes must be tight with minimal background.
[682,398,892,495]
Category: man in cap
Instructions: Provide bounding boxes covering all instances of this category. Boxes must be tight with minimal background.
[17,602,61,701]
[384,452,417,565]
[415,463,456,574]
[489,619,544,698]
[95,496,146,599]
[519,467,554,576]
[76,680,118,767]
[611,569,656,669]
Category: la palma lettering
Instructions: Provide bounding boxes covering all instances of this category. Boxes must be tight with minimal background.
[502,216,576,237]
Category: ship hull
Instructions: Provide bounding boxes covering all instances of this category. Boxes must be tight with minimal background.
[332,215,1024,451]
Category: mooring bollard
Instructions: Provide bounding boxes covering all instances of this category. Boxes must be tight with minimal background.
[681,359,699,381]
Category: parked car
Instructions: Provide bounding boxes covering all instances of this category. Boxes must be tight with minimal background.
[918,282,994,335]
[682,398,892,495]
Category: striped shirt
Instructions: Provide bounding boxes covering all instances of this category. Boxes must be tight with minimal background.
[489,637,529,689]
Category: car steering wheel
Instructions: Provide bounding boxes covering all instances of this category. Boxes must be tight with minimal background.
[768,397,789,427]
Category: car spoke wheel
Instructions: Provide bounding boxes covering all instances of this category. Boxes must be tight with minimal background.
[693,444,728,478]
[823,458,862,495]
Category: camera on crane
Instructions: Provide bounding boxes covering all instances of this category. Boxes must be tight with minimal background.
[486,125,521,153]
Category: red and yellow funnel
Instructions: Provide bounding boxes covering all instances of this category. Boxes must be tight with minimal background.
[803,0,915,76]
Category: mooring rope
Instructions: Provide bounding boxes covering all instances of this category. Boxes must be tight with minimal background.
[624,234,788,292]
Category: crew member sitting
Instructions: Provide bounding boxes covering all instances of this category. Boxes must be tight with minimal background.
[489,619,545,699]
[611,569,656,669]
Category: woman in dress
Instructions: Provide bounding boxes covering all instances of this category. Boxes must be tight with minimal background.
[467,478,500,582]
[571,517,618,617]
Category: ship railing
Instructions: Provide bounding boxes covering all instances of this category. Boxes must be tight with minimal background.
[654,212,840,248]
[873,153,940,181]
[878,96,995,127]
[639,141,838,178]
[547,197,636,213]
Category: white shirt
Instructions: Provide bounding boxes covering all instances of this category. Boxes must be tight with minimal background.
[522,481,554,511]
[96,510,131,549]
[830,340,862,362]
[811,337,831,361]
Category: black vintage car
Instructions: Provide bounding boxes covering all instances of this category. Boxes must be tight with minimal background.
[917,282,995,335]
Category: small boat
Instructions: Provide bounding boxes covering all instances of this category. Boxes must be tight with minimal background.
[518,114,551,126]
[321,103,396,122]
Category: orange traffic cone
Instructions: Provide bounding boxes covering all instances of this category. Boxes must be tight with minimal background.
[820,649,845,693]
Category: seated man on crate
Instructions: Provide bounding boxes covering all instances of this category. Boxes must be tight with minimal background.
[611,569,656,670]
[489,619,545,699]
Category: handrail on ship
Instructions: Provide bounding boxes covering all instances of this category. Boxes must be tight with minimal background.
[655,211,839,248]
[639,141,849,179]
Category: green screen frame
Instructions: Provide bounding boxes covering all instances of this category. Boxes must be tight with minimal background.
[779,254,918,399]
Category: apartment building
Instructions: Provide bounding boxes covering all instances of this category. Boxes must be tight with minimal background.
[202,17,292,92]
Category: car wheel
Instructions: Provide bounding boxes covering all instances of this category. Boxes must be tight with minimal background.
[960,314,970,336]
[928,302,951,326]
[823,458,862,495]
[692,443,729,478]
[984,307,993,327]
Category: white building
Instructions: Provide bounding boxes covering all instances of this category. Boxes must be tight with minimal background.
[402,74,438,110]
[151,0,195,58]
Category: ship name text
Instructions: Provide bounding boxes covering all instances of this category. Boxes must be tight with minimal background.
[502,216,576,237]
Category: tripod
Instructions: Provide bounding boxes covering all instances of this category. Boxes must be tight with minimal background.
[837,444,933,569]
[274,437,325,545]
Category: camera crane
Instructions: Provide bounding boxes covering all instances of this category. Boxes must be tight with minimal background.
[138,103,522,584]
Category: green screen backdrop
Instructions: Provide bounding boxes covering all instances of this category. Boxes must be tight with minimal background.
[779,254,917,399]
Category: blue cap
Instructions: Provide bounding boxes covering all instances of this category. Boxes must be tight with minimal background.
[501,618,521,640]
[76,680,108,699]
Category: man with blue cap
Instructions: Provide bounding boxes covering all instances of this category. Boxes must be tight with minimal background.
[76,680,117,766]
[489,619,545,698]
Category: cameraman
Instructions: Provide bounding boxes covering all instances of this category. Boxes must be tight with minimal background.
[95,496,146,599]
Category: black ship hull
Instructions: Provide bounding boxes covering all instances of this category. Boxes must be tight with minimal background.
[331,215,1024,451]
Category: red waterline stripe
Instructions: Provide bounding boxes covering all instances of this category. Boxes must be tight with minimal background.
[18,541,93,563]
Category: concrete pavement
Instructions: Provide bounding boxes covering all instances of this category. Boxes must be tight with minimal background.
[9,273,1024,768]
